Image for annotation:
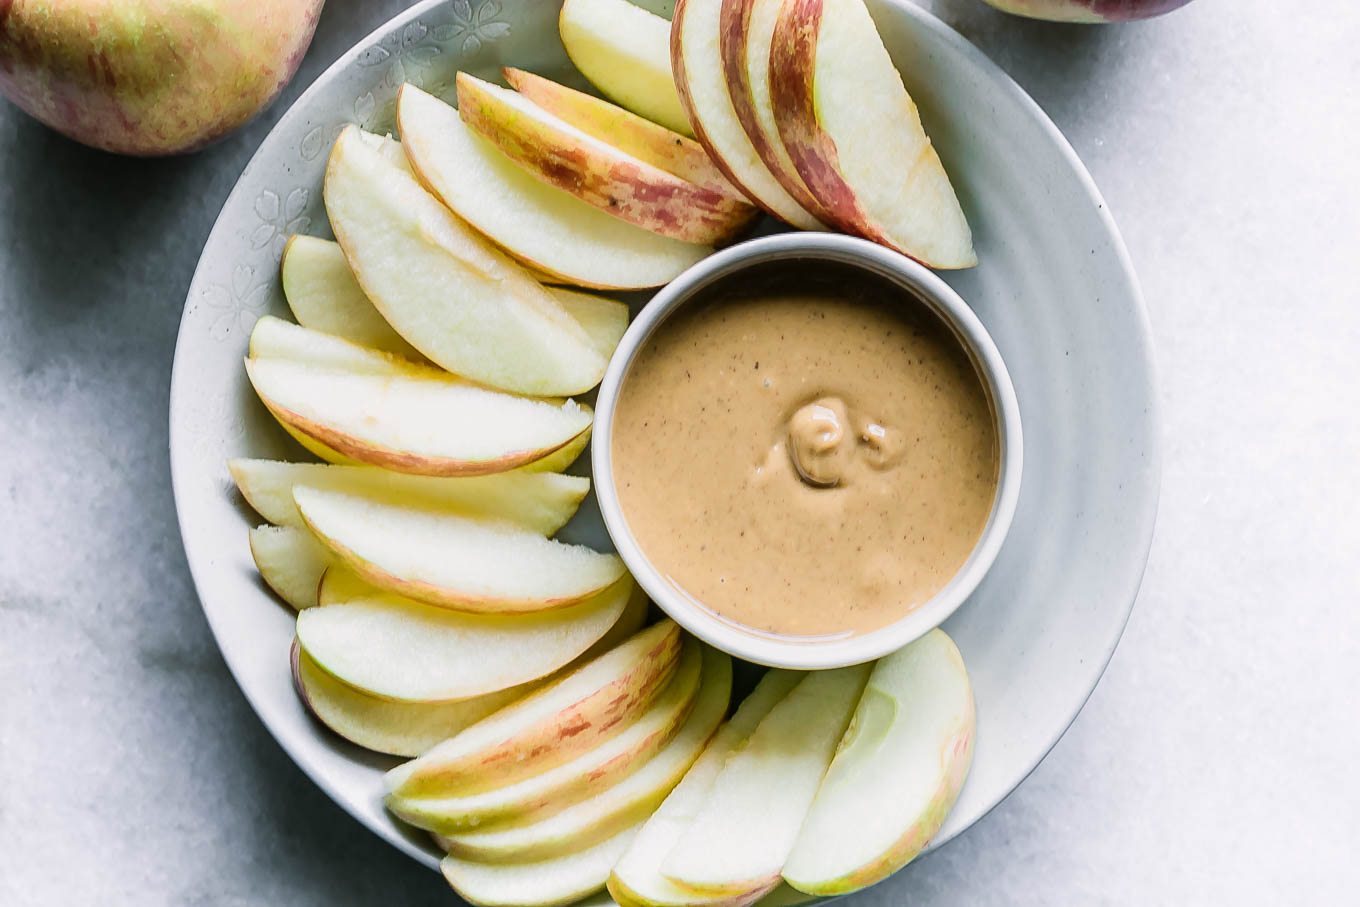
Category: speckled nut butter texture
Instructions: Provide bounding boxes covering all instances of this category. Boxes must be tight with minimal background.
[611,263,999,638]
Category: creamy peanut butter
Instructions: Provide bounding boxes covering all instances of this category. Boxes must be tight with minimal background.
[611,265,998,638]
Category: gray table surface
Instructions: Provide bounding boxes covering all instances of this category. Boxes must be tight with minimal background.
[2,0,1356,903]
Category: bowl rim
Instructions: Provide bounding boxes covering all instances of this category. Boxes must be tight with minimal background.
[591,232,1024,669]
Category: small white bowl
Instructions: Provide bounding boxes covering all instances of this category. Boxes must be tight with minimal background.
[593,233,1023,669]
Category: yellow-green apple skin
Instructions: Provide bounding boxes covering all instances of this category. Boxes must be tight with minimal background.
[456,72,757,245]
[781,630,976,896]
[502,67,742,201]
[769,0,976,269]
[386,621,683,798]
[0,0,323,155]
[981,0,1193,22]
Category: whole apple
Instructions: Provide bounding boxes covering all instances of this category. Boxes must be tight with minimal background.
[979,0,1193,22]
[0,0,324,155]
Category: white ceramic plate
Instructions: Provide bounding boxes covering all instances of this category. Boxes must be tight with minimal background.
[169,0,1159,886]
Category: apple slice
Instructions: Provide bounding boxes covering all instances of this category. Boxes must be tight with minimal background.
[281,235,423,359]
[228,459,588,536]
[386,620,682,798]
[246,359,593,477]
[397,84,710,291]
[720,0,832,225]
[388,640,704,833]
[279,236,629,362]
[754,885,818,907]
[248,316,439,378]
[769,0,975,268]
[292,640,529,756]
[608,669,803,907]
[456,73,756,246]
[782,630,975,895]
[440,820,643,907]
[503,68,741,201]
[671,0,823,229]
[438,645,731,861]
[293,486,623,612]
[325,125,608,394]
[558,0,693,137]
[297,572,633,702]
[292,583,649,756]
[248,524,331,610]
[661,664,871,895]
[520,425,591,474]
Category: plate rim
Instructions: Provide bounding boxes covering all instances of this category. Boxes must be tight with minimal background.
[168,0,1162,880]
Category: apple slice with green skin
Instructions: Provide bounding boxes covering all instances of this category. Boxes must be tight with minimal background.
[246,359,593,477]
[249,316,439,378]
[293,486,623,613]
[503,68,742,201]
[782,630,975,895]
[440,819,644,907]
[661,664,871,895]
[672,0,824,230]
[388,640,704,834]
[559,0,693,137]
[397,84,711,291]
[719,0,833,225]
[297,572,633,702]
[291,584,649,756]
[387,620,682,798]
[248,524,331,610]
[608,668,803,907]
[279,236,630,361]
[228,459,588,535]
[456,73,756,246]
[438,645,731,861]
[769,0,976,269]
[754,885,819,907]
[281,235,424,360]
[325,125,608,394]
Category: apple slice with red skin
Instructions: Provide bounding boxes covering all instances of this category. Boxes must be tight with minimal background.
[671,0,825,230]
[456,73,757,245]
[769,0,975,268]
[719,0,834,226]
[502,68,743,202]
[385,620,684,798]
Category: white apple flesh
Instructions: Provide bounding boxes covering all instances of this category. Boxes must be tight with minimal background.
[781,630,975,895]
[247,524,331,610]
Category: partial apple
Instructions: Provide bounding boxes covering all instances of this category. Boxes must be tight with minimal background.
[671,0,824,230]
[0,1,322,155]
[325,125,608,394]
[292,486,623,613]
[609,669,803,907]
[229,458,588,535]
[441,819,645,907]
[386,620,682,798]
[981,0,1193,22]
[769,0,976,268]
[503,68,743,201]
[280,235,425,359]
[248,524,331,610]
[782,630,975,895]
[558,0,693,137]
[292,583,648,757]
[245,359,594,476]
[520,426,592,475]
[389,640,704,833]
[456,73,756,246]
[296,570,633,702]
[397,84,710,291]
[437,645,731,862]
[719,0,833,224]
[661,664,871,896]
